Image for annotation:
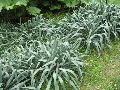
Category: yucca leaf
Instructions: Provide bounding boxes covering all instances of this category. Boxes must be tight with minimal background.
[5,70,16,88]
[69,80,78,90]
[10,79,29,90]
[53,72,59,90]
[46,78,52,90]
[58,75,66,90]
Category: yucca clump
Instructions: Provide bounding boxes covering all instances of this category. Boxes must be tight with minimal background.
[0,15,54,55]
[1,3,120,90]
[53,4,120,54]
[0,23,21,55]
[1,39,83,90]
[20,15,55,42]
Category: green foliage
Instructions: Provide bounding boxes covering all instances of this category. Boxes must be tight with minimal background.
[109,0,120,5]
[58,0,81,7]
[39,0,81,10]
[0,0,40,16]
[81,42,120,90]
[54,4,120,54]
[0,0,81,17]
[27,6,41,16]
[1,39,83,90]
[0,0,29,11]
[0,0,120,19]
[0,15,83,90]
[112,78,120,90]
[0,23,20,54]
[0,3,120,90]
[84,0,120,5]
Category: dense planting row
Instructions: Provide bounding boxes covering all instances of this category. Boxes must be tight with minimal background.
[0,3,120,90]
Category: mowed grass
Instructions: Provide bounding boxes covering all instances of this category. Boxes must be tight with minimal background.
[80,41,120,90]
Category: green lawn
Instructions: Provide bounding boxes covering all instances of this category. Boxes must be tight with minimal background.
[80,41,120,90]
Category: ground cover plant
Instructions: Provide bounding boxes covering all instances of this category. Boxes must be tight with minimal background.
[0,2,120,90]
[0,16,84,90]
[1,39,83,90]
[52,4,120,54]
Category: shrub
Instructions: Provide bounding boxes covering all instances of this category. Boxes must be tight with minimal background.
[0,0,29,11]
[0,0,81,19]
[1,39,83,90]
[0,0,40,16]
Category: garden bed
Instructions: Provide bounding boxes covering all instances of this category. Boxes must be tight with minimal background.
[0,2,120,90]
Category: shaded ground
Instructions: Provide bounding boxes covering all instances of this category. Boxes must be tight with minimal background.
[80,41,120,90]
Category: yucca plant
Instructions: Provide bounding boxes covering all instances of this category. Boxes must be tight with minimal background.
[0,15,53,52]
[1,3,120,90]
[1,3,120,54]
[0,23,21,55]
[1,39,83,90]
[53,3,120,54]
[20,15,54,42]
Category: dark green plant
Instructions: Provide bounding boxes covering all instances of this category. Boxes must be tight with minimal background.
[0,0,40,16]
[0,0,81,18]
[37,0,81,10]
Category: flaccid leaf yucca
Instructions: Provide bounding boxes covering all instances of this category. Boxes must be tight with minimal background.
[1,39,83,90]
